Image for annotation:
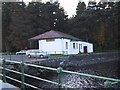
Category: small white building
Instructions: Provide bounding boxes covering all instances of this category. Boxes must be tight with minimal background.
[29,30,93,55]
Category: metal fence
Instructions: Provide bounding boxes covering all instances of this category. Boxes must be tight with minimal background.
[0,58,120,90]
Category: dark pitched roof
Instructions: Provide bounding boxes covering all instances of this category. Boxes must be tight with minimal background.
[29,30,81,41]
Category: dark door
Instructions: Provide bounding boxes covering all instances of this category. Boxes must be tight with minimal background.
[84,46,87,53]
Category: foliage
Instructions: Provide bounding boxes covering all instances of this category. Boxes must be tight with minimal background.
[67,1,120,51]
[50,54,68,58]
[2,1,67,52]
[2,1,120,52]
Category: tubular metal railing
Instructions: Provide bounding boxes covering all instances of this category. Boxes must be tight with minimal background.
[0,58,120,90]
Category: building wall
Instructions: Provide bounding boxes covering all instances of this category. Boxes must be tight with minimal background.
[39,38,71,54]
[39,38,61,54]
[70,41,79,54]
[78,41,93,53]
[61,38,71,54]
[39,38,93,54]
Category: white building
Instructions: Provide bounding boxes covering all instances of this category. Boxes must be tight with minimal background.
[29,30,93,55]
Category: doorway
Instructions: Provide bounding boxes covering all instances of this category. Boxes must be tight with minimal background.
[84,46,87,53]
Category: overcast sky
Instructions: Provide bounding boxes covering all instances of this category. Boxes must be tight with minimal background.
[59,0,87,17]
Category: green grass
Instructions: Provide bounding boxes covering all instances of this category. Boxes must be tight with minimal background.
[50,54,68,58]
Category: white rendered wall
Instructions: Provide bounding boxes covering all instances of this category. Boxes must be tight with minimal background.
[39,39,62,54]
[70,41,79,54]
[39,38,93,54]
[39,38,71,54]
[78,41,93,53]
[62,38,71,54]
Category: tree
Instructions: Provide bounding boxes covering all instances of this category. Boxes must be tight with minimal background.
[2,1,68,51]
[2,2,26,51]
[68,1,120,51]
[97,22,105,48]
[40,1,68,31]
[2,1,120,52]
[8,2,27,51]
[2,2,12,52]
[76,1,86,17]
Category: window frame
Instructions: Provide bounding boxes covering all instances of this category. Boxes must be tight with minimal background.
[46,39,55,42]
[66,42,68,49]
[76,43,78,49]
[73,43,75,49]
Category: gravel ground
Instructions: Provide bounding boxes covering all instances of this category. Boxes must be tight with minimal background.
[4,52,120,89]
[47,60,120,89]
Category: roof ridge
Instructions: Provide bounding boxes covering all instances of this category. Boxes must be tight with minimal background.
[29,30,81,41]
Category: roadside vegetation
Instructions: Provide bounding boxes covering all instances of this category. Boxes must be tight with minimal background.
[49,54,68,58]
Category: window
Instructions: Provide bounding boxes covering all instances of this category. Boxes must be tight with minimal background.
[73,43,75,49]
[66,42,68,49]
[79,44,82,49]
[46,39,55,42]
[76,43,78,49]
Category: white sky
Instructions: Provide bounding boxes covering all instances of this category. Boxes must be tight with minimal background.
[24,0,100,17]
[59,0,83,17]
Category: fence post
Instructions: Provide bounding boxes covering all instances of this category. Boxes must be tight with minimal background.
[2,58,6,82]
[104,80,112,89]
[21,59,25,90]
[35,52,37,60]
[57,67,62,90]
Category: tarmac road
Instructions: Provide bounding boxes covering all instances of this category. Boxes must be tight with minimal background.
[1,52,119,64]
[1,54,45,62]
